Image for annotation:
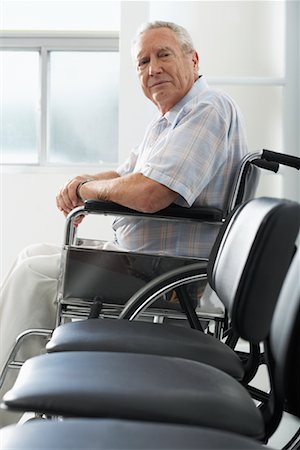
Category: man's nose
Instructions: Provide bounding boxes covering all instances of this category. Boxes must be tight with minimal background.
[148,57,163,75]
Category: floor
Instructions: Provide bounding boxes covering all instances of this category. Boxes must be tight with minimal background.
[268,413,300,449]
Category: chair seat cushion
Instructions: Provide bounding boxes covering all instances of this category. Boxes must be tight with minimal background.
[0,419,271,449]
[3,352,264,439]
[46,319,244,380]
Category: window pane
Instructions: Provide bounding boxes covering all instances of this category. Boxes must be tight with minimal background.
[0,51,39,164]
[48,51,119,165]
[149,1,285,77]
[2,1,120,31]
[215,85,283,152]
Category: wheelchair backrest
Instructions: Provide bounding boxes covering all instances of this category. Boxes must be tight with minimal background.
[226,154,260,215]
[207,197,300,343]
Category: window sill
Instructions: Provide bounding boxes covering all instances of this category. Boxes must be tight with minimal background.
[0,163,118,175]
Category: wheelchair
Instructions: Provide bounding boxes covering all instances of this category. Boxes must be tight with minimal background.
[0,149,299,392]
[56,149,296,330]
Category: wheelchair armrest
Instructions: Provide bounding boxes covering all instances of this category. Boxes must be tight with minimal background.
[64,202,223,246]
[84,200,224,223]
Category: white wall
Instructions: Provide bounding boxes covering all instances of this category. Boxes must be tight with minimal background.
[0,170,113,279]
[1,1,299,280]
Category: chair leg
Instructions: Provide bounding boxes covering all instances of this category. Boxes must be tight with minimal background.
[224,329,240,349]
[212,317,225,339]
[88,297,103,319]
[176,286,204,331]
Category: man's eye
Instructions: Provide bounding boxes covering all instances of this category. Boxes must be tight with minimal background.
[138,59,149,68]
[159,52,170,58]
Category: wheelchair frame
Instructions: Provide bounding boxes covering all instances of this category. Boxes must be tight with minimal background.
[55,149,276,330]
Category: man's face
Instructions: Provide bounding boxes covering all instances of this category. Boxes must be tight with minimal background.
[135,27,199,115]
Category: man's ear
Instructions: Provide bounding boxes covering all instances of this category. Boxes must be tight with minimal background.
[190,51,199,78]
[192,51,199,70]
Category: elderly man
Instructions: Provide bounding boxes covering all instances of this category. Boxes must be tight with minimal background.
[56,22,247,256]
[0,21,248,426]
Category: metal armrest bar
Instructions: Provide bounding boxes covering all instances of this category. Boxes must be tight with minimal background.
[64,204,224,245]
[0,329,52,389]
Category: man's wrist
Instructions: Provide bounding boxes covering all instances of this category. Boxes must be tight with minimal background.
[76,179,94,202]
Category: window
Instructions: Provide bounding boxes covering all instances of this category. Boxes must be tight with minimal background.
[49,51,119,165]
[0,1,120,166]
[1,51,40,164]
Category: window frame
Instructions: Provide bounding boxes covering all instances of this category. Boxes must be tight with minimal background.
[0,31,119,170]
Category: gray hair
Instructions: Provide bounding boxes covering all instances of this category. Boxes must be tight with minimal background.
[132,21,195,60]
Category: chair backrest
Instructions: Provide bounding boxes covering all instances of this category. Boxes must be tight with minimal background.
[270,248,300,418]
[208,197,300,343]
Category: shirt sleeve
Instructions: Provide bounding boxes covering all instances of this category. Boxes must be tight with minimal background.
[140,103,230,207]
[116,146,139,176]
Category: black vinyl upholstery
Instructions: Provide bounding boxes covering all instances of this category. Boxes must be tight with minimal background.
[208,197,300,342]
[47,317,244,380]
[0,419,275,450]
[270,249,300,419]
[2,351,264,438]
[61,248,205,307]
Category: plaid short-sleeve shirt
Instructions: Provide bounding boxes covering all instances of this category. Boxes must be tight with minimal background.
[114,76,248,258]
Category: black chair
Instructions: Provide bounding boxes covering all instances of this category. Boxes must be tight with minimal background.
[2,197,300,444]
[0,419,279,450]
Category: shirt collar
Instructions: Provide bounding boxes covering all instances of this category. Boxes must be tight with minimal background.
[163,75,208,125]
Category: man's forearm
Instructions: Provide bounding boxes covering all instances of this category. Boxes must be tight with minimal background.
[92,170,121,181]
[80,173,178,213]
[56,170,121,216]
